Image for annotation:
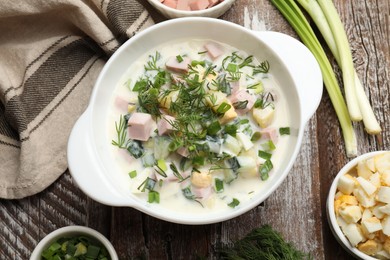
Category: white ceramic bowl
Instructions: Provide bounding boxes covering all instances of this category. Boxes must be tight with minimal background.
[67,17,323,225]
[327,151,389,260]
[146,0,236,19]
[30,226,118,260]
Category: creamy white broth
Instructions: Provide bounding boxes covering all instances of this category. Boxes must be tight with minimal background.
[107,39,291,214]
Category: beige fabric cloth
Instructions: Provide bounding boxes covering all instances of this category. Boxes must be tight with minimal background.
[0,0,154,199]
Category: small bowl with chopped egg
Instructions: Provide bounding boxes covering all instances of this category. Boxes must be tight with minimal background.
[146,0,236,19]
[327,151,390,259]
[30,226,118,260]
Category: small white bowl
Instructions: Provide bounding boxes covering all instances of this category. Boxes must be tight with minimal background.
[327,151,389,260]
[146,0,236,19]
[30,226,118,260]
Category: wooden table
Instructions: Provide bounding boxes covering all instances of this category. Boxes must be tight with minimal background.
[1,0,389,259]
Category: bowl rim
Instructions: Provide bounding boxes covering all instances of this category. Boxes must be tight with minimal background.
[29,225,118,260]
[146,0,236,15]
[327,150,390,260]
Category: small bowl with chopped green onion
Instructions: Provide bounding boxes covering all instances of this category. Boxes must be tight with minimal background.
[30,226,118,260]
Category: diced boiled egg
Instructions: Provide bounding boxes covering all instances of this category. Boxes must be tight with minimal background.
[362,208,373,221]
[358,160,374,179]
[339,205,362,224]
[369,172,381,188]
[252,106,275,128]
[377,186,390,203]
[380,204,390,215]
[337,174,356,195]
[372,203,387,219]
[357,176,377,196]
[382,217,390,236]
[375,153,390,174]
[343,223,364,247]
[362,217,383,233]
[357,240,379,256]
[353,188,376,208]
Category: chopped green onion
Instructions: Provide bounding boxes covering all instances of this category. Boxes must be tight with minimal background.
[217,102,231,114]
[128,170,137,179]
[176,55,184,63]
[279,127,290,135]
[148,191,160,203]
[224,124,238,136]
[41,236,109,260]
[157,159,167,171]
[215,178,224,193]
[258,150,272,160]
[259,159,273,181]
[191,60,206,66]
[226,63,239,73]
[261,140,276,151]
[192,156,205,166]
[207,121,222,135]
[251,132,262,142]
[228,198,240,208]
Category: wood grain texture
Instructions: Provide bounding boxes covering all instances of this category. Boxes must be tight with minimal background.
[0,0,389,259]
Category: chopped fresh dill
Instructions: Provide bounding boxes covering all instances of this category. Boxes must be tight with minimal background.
[144,51,161,71]
[112,115,127,148]
[253,60,270,74]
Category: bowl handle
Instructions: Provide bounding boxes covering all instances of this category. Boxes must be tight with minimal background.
[67,109,134,207]
[252,31,323,123]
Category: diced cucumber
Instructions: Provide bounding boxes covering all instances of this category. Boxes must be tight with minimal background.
[236,132,254,151]
[154,136,171,159]
[223,135,242,156]
[127,140,144,158]
[141,153,155,167]
[236,156,258,178]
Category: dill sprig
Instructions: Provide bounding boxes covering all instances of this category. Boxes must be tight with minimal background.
[144,51,161,71]
[253,60,270,75]
[112,115,127,148]
[218,225,312,260]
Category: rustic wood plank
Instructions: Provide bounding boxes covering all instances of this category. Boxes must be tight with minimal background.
[0,171,111,259]
[0,1,389,260]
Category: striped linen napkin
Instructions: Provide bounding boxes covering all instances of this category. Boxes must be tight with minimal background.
[0,0,154,199]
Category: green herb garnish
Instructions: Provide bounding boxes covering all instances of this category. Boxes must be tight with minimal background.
[218,225,311,260]
[228,198,240,208]
[279,127,291,135]
[41,236,110,260]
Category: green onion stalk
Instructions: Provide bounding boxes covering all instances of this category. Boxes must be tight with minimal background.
[296,0,381,134]
[270,0,357,157]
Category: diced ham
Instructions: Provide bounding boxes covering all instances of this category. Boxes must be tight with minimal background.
[160,0,223,10]
[165,56,191,74]
[230,80,240,95]
[260,127,278,144]
[208,0,220,7]
[177,147,190,157]
[157,115,175,135]
[204,41,224,60]
[114,96,128,111]
[162,0,177,8]
[127,112,155,141]
[177,0,191,10]
[189,0,209,10]
[192,186,212,200]
[228,89,256,115]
